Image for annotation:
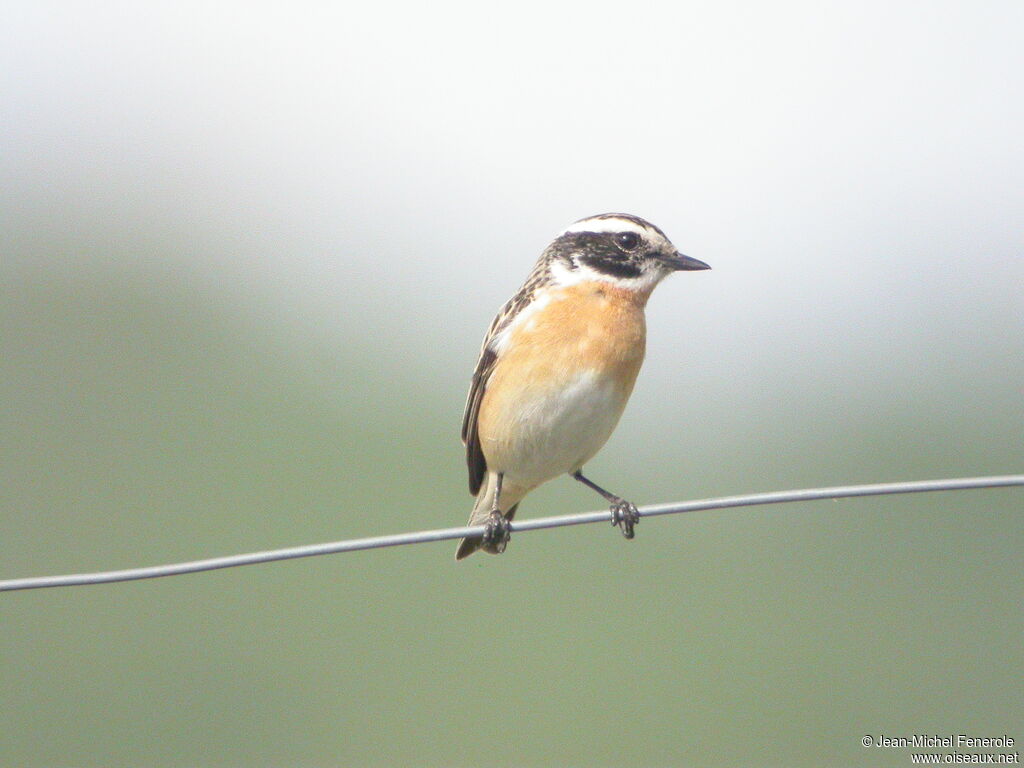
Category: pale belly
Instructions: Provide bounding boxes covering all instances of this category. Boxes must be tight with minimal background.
[481,368,631,489]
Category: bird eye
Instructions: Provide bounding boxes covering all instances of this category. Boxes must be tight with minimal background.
[615,232,641,251]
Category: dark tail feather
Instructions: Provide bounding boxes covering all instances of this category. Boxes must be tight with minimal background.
[455,504,519,561]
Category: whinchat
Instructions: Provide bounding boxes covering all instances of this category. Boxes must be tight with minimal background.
[456,213,710,559]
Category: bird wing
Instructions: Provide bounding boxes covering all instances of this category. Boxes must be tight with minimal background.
[461,258,553,496]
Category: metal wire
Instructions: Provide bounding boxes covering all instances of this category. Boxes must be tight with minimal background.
[2,474,1021,592]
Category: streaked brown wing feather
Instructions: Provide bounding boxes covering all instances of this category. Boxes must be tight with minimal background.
[461,256,554,495]
[461,346,495,495]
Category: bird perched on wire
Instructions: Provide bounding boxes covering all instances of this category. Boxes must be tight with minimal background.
[456,213,710,559]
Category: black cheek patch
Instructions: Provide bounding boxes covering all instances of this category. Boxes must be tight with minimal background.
[550,232,644,279]
[580,254,643,279]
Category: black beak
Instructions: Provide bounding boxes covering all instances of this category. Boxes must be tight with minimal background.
[664,251,711,271]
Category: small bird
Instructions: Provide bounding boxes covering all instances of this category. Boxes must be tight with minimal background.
[456,213,710,559]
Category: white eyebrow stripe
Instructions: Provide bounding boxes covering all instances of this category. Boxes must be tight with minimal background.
[560,216,652,236]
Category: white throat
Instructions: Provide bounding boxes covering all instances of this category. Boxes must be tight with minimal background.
[548,257,665,293]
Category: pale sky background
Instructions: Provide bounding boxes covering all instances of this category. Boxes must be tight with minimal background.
[4,0,1021,479]
[5,0,1022,428]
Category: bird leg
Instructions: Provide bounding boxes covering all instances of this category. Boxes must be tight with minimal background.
[481,472,511,553]
[571,471,640,539]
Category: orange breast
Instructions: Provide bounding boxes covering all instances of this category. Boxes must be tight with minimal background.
[477,281,648,460]
[505,281,647,384]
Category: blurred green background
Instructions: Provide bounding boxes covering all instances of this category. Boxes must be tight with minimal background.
[2,2,1022,766]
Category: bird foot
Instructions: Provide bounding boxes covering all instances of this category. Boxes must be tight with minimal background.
[610,498,640,539]
[481,510,511,553]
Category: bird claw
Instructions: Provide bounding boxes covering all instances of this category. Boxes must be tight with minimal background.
[610,499,640,540]
[481,510,511,553]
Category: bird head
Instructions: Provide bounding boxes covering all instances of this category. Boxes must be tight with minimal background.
[547,213,709,294]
